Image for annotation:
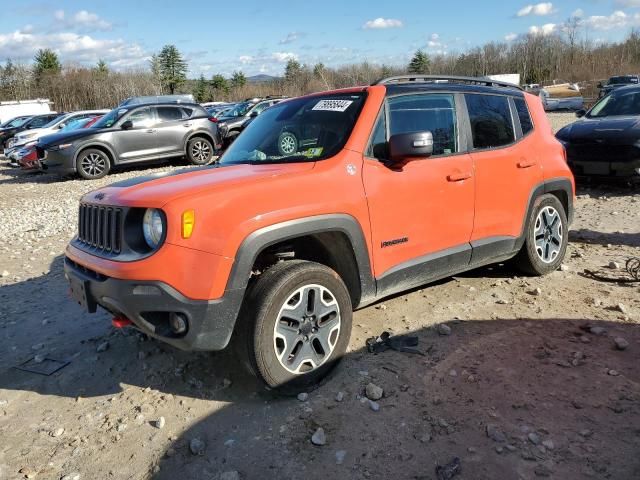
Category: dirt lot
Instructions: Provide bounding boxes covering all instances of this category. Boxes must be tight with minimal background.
[1,112,640,480]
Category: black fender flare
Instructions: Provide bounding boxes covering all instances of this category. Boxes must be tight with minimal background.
[225,214,376,307]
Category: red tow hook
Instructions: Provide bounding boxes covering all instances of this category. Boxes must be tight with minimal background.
[112,316,133,328]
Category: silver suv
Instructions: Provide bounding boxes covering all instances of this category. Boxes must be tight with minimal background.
[36,103,220,179]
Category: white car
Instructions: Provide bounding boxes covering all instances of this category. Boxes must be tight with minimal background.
[10,109,109,151]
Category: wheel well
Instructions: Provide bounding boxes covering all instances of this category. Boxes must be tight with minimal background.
[548,189,569,217]
[250,232,362,308]
[186,133,215,152]
[75,145,113,165]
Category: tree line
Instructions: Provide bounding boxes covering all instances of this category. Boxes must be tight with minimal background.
[3,24,640,110]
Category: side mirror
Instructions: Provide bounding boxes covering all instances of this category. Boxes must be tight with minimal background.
[388,131,433,165]
[597,82,603,89]
[121,120,133,130]
[250,111,259,118]
[575,109,586,118]
[58,123,65,129]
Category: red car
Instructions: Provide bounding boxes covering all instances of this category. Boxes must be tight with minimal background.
[19,116,103,170]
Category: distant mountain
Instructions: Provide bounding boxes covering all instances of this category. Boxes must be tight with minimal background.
[247,74,279,83]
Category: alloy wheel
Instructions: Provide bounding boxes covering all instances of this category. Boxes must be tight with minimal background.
[534,206,563,263]
[80,152,107,177]
[279,133,297,155]
[191,141,211,163]
[273,284,341,374]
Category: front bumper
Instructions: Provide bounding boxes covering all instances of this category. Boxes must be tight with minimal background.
[64,257,244,351]
[38,148,76,174]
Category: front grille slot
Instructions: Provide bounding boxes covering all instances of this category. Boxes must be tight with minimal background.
[77,203,122,254]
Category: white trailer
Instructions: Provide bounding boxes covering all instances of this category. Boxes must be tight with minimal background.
[0,99,53,124]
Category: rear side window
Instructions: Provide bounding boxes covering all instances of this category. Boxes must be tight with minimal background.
[388,94,458,156]
[181,107,194,118]
[514,97,533,135]
[466,94,514,149]
[157,107,183,122]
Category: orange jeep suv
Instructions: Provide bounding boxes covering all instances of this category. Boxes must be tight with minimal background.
[64,76,574,391]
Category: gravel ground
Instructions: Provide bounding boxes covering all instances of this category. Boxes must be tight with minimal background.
[1,113,640,480]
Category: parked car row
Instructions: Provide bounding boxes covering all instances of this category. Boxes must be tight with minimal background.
[0,94,290,180]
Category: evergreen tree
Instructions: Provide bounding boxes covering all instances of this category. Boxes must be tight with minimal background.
[94,59,109,76]
[157,45,188,94]
[407,50,430,74]
[284,59,303,83]
[230,71,247,89]
[210,74,229,98]
[34,49,61,82]
[193,74,209,102]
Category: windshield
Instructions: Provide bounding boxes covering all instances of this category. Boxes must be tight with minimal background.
[60,118,91,132]
[588,89,640,117]
[224,102,252,118]
[220,93,366,165]
[609,76,638,85]
[1,116,30,128]
[92,108,128,128]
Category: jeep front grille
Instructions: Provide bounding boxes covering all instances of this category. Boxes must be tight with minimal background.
[77,203,122,254]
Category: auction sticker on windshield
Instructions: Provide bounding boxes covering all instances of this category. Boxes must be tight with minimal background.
[312,99,353,112]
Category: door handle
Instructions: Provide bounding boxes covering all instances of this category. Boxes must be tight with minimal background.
[183,123,192,127]
[517,160,537,168]
[447,172,472,182]
[145,129,156,133]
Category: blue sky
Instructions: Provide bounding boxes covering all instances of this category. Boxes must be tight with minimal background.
[2,0,640,77]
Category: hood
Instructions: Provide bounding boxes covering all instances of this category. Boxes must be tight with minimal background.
[15,127,46,142]
[38,128,99,147]
[82,162,316,208]
[557,116,640,144]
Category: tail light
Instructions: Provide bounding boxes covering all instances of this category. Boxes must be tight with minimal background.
[208,117,218,123]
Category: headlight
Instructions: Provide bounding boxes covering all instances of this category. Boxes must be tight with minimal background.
[51,143,73,151]
[142,208,164,249]
[22,133,37,140]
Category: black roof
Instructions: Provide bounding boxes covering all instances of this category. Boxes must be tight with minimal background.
[384,82,525,97]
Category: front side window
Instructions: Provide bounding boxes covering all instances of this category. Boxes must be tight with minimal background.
[514,97,533,135]
[221,93,366,165]
[466,94,514,149]
[126,108,154,128]
[366,106,387,159]
[29,115,59,128]
[387,94,458,156]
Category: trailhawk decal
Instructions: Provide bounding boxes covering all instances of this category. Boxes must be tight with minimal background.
[312,99,353,112]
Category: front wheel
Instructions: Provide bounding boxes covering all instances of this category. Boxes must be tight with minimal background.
[76,149,111,180]
[187,137,214,165]
[277,131,298,156]
[514,194,568,275]
[235,260,352,393]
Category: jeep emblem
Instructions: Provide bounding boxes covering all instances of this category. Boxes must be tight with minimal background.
[94,193,105,200]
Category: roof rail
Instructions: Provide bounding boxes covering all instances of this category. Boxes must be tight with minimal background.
[372,75,523,91]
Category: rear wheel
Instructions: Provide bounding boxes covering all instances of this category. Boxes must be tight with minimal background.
[76,149,111,180]
[187,137,213,165]
[235,260,352,393]
[514,194,568,275]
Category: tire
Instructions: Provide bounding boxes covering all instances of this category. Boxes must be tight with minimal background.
[187,137,214,165]
[76,148,111,180]
[235,260,352,393]
[277,131,298,156]
[514,194,568,275]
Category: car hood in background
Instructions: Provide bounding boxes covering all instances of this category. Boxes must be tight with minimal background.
[39,128,100,147]
[557,116,640,144]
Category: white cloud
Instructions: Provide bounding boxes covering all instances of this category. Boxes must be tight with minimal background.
[279,32,302,44]
[271,52,298,62]
[505,32,518,41]
[51,10,112,32]
[517,3,554,17]
[581,10,640,30]
[430,33,440,41]
[363,18,403,29]
[529,23,557,35]
[239,55,253,64]
[572,8,584,18]
[0,29,148,70]
[615,0,640,7]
